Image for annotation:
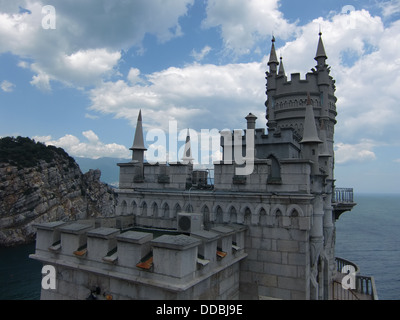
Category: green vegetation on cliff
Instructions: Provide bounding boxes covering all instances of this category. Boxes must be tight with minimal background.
[0,136,75,169]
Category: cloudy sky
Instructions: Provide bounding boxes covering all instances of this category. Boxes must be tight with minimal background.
[0,0,399,193]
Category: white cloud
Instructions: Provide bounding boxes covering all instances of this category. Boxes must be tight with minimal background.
[30,71,51,91]
[394,159,400,163]
[191,45,212,61]
[0,80,15,92]
[202,0,296,55]
[88,61,266,131]
[0,0,194,89]
[378,0,400,18]
[33,131,130,160]
[334,140,377,165]
[127,68,144,85]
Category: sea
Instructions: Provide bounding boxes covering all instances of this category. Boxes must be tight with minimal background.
[0,193,398,300]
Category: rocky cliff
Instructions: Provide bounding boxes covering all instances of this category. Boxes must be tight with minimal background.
[0,137,117,247]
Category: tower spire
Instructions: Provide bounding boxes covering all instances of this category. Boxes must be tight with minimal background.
[182,128,194,164]
[278,56,286,76]
[315,32,327,63]
[300,93,322,144]
[268,36,279,73]
[130,109,147,162]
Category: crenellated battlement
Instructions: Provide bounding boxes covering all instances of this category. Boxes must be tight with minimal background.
[31,219,247,299]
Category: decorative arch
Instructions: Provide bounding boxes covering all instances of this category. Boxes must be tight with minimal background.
[228,205,238,224]
[201,205,210,226]
[161,202,170,218]
[214,205,224,224]
[120,200,127,215]
[185,203,193,213]
[243,207,252,225]
[140,201,148,216]
[130,200,138,215]
[286,204,304,217]
[271,204,286,216]
[259,208,268,225]
[150,202,158,217]
[173,203,182,218]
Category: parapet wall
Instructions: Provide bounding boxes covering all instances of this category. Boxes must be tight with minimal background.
[31,220,247,300]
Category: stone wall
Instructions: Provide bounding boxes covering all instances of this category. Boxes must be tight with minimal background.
[31,220,247,300]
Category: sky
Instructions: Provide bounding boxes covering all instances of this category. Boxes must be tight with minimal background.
[0,0,400,194]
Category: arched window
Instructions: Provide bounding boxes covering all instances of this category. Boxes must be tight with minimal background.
[174,204,182,218]
[152,203,158,217]
[260,208,267,225]
[230,207,237,224]
[202,206,210,225]
[215,206,223,224]
[186,204,193,213]
[141,202,147,216]
[290,209,299,217]
[121,200,127,215]
[162,203,170,218]
[131,201,137,215]
[244,207,251,225]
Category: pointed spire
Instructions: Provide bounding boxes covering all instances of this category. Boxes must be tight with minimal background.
[300,93,322,144]
[315,32,327,62]
[182,128,194,164]
[278,56,286,76]
[130,109,147,151]
[268,36,279,67]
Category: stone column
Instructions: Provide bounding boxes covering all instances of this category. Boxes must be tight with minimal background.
[310,195,324,300]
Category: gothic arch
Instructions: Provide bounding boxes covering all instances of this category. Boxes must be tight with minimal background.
[161,202,170,218]
[150,201,158,217]
[286,204,304,217]
[185,203,194,213]
[120,200,127,215]
[173,203,182,218]
[255,204,270,216]
[140,201,148,216]
[271,204,286,216]
[130,200,138,215]
[259,208,268,226]
[242,206,252,225]
[214,205,224,224]
[239,203,253,225]
[228,205,238,224]
[201,205,211,226]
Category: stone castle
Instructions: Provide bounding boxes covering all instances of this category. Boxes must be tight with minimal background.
[30,33,362,300]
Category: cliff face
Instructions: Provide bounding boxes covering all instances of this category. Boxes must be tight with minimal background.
[0,137,117,247]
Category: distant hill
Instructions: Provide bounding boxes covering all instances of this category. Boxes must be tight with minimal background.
[74,157,129,187]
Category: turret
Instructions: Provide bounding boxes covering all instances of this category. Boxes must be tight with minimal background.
[130,110,147,163]
[315,32,327,68]
[266,37,279,130]
[267,36,279,75]
[130,110,147,181]
[301,93,322,174]
[278,56,286,77]
[182,129,194,164]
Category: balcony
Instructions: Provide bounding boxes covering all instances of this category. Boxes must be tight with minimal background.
[332,257,378,300]
[332,188,356,220]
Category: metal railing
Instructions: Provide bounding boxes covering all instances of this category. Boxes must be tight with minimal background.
[333,257,378,300]
[333,188,354,203]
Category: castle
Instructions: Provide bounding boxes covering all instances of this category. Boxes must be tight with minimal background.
[30,33,363,300]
